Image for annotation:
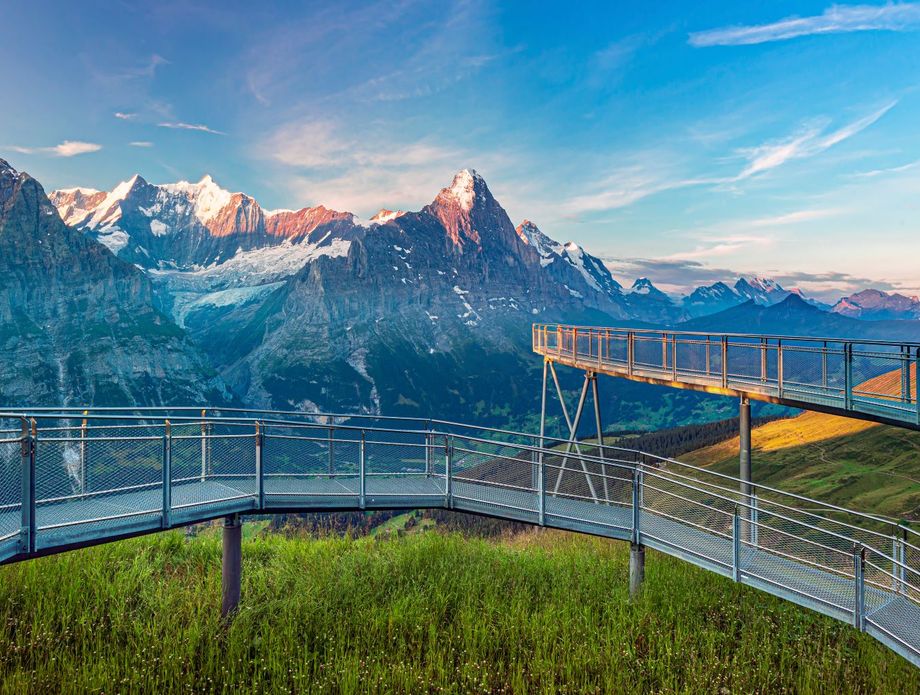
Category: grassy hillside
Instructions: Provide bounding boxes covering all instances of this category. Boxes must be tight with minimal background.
[681,410,920,520]
[0,529,915,693]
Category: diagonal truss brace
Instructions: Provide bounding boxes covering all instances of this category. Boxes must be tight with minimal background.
[539,361,609,504]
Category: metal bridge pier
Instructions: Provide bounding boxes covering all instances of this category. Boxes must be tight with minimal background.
[222,514,242,618]
[739,396,751,497]
[629,544,645,598]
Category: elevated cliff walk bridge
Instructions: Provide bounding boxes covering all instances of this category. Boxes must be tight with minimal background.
[0,327,918,668]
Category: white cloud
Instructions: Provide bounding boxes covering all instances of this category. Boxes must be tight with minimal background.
[258,118,481,213]
[746,208,842,226]
[158,122,225,135]
[690,3,920,46]
[114,112,136,120]
[851,158,920,178]
[9,140,102,157]
[734,101,896,179]
[562,161,716,214]
[129,141,154,148]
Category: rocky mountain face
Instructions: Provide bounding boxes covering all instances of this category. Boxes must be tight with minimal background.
[156,170,641,418]
[0,159,230,407]
[832,289,920,321]
[42,167,716,425]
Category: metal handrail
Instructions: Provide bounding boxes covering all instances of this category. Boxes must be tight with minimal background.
[532,323,920,349]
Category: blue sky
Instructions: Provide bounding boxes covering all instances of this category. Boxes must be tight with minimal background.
[2,1,920,300]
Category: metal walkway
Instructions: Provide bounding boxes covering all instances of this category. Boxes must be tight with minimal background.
[0,409,918,667]
[533,324,920,429]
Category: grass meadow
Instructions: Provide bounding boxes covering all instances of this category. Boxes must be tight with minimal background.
[0,527,915,694]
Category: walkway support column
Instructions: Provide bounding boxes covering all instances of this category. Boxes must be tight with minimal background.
[222,514,242,618]
[739,396,751,498]
[629,544,645,598]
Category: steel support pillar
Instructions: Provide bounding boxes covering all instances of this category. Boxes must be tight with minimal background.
[221,515,242,618]
[590,373,609,503]
[629,543,645,598]
[739,397,751,498]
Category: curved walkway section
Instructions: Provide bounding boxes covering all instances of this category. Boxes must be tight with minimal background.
[0,409,917,667]
[533,324,920,429]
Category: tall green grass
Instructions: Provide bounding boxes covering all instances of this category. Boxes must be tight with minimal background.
[0,529,914,693]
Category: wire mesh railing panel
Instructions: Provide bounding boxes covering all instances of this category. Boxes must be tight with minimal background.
[673,339,715,379]
[263,434,330,477]
[640,471,736,540]
[0,440,21,541]
[725,340,768,385]
[778,344,826,395]
[33,433,163,546]
[632,334,670,373]
[742,520,857,615]
[852,349,912,406]
[600,332,629,366]
[365,440,426,476]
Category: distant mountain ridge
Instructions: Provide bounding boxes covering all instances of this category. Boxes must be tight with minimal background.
[51,170,908,326]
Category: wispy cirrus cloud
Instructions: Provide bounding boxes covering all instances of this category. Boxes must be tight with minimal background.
[258,118,485,213]
[734,101,896,179]
[129,141,153,148]
[157,122,225,135]
[9,140,102,157]
[114,112,136,120]
[690,3,920,47]
[851,157,920,177]
[562,159,718,214]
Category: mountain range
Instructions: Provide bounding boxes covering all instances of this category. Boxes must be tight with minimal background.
[3,157,919,432]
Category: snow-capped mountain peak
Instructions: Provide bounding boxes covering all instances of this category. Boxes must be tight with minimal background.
[446,168,481,212]
[370,209,406,223]
[158,174,234,224]
[515,219,560,264]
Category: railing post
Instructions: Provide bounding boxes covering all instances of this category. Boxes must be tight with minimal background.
[853,544,866,631]
[425,421,433,477]
[80,410,88,495]
[732,506,741,582]
[572,327,578,359]
[255,421,264,510]
[902,347,910,404]
[328,426,335,475]
[631,465,642,545]
[751,490,758,548]
[760,338,767,383]
[777,339,784,398]
[705,337,711,377]
[359,430,366,509]
[444,436,452,508]
[916,347,920,426]
[721,336,728,388]
[844,343,854,410]
[162,420,172,528]
[671,334,677,380]
[20,418,36,554]
[627,332,634,376]
[200,409,208,483]
[822,341,828,393]
[661,333,667,371]
[537,442,545,526]
[897,524,907,594]
[597,330,602,369]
